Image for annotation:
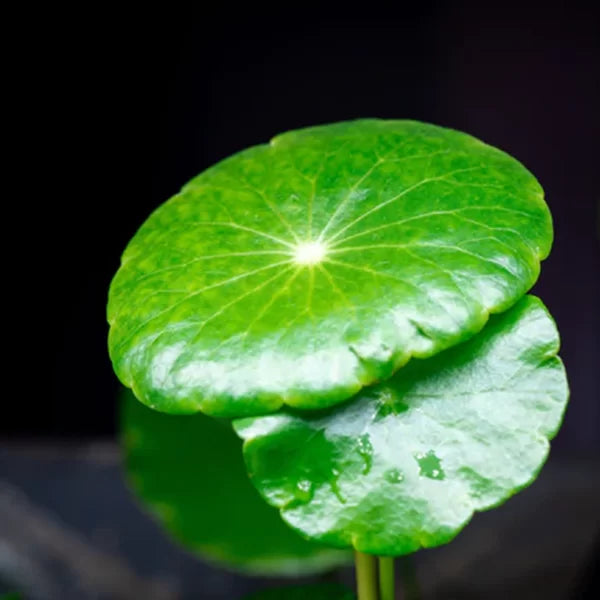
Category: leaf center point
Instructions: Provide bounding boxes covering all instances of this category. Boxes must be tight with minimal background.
[293,241,327,265]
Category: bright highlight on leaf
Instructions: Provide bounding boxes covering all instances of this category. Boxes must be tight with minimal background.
[293,240,328,265]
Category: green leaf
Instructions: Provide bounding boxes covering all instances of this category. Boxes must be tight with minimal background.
[234,296,568,556]
[120,390,350,575]
[243,583,355,600]
[108,119,552,417]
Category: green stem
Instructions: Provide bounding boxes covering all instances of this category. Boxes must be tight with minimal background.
[355,550,378,600]
[378,556,394,600]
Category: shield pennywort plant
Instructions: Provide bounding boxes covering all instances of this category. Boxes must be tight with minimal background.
[109,120,568,600]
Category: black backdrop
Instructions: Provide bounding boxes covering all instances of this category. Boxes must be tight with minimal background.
[18,2,599,448]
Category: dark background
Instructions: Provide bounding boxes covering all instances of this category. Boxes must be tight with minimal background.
[3,3,599,599]
[19,2,598,446]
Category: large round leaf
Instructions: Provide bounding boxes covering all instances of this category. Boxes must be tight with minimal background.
[120,390,350,575]
[108,119,552,417]
[234,296,569,555]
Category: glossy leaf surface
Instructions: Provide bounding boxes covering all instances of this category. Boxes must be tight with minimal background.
[121,391,350,575]
[108,120,552,417]
[235,297,568,555]
[244,583,355,600]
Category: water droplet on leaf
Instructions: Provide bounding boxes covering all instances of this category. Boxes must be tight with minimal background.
[357,434,373,474]
[415,450,445,480]
[294,479,314,502]
[384,468,404,484]
[329,469,346,504]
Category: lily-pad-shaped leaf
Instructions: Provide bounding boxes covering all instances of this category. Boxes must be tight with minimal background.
[243,583,355,600]
[121,390,351,575]
[234,296,568,555]
[108,119,552,417]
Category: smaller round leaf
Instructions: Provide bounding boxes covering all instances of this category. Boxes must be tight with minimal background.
[235,296,569,555]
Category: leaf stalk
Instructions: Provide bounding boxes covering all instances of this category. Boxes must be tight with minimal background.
[355,550,378,600]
